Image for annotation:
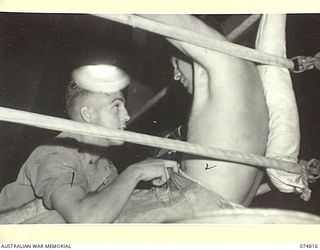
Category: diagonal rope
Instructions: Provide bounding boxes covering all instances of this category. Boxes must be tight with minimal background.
[226,14,261,41]
[0,106,303,174]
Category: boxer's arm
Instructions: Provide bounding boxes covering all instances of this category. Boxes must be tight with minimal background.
[138,14,240,76]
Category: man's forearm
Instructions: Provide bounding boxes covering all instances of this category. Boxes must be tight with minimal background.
[51,165,142,223]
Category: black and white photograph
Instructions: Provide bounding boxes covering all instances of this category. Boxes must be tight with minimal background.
[0,12,320,225]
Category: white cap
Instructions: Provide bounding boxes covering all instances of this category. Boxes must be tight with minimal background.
[71,64,130,94]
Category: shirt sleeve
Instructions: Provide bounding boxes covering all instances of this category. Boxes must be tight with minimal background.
[27,147,88,209]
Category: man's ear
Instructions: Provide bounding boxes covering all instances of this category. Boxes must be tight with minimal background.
[80,106,94,122]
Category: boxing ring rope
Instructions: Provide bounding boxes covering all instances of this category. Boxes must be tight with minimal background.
[0,106,304,174]
[94,14,295,70]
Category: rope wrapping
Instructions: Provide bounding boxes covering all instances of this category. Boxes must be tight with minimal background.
[254,14,312,200]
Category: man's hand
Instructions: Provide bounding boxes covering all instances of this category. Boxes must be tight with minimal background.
[129,158,179,186]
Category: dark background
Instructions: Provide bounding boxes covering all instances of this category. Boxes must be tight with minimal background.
[0,13,319,216]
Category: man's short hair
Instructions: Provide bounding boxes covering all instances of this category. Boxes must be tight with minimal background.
[65,81,92,120]
[65,64,130,120]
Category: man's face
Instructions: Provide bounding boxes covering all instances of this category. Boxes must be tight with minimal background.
[88,91,130,146]
[171,57,193,93]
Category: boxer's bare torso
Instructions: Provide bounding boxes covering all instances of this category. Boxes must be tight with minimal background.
[142,14,269,205]
[183,60,268,205]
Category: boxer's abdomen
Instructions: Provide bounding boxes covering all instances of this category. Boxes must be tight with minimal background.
[182,60,268,205]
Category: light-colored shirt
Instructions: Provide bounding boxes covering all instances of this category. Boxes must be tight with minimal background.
[0,132,118,212]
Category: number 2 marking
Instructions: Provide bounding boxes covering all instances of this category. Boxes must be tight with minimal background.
[205,163,216,170]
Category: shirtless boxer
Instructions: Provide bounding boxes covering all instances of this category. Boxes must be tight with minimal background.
[141,14,269,206]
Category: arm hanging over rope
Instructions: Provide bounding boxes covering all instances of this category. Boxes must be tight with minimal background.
[95,14,319,74]
[94,14,295,70]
